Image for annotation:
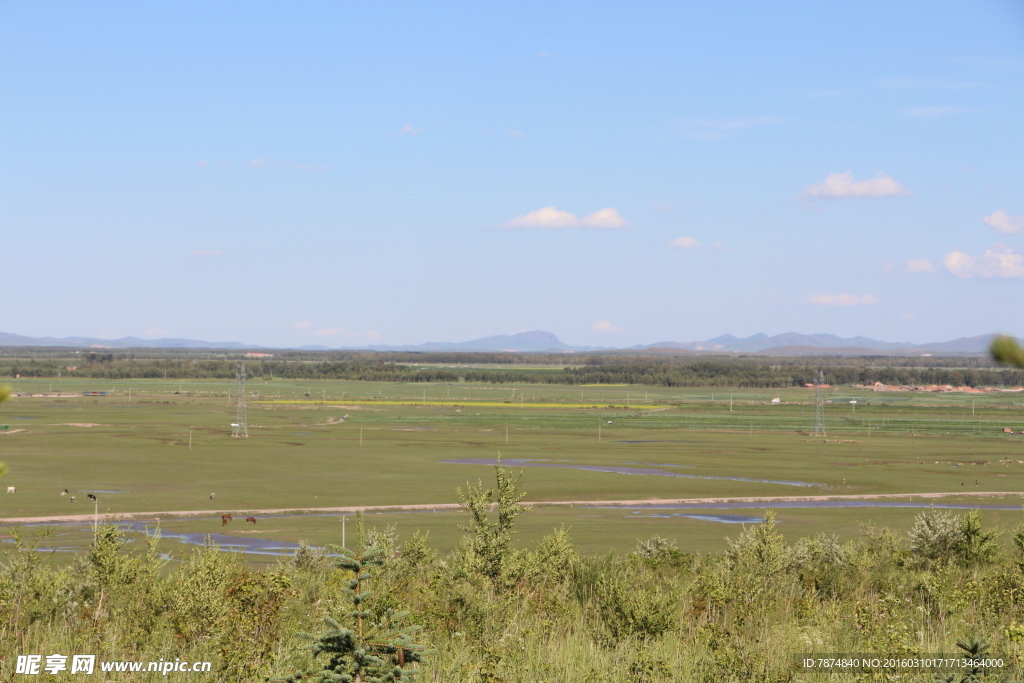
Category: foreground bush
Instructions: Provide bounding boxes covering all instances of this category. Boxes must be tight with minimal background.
[1,475,1022,681]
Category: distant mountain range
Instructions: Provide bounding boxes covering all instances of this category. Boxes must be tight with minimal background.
[628,332,995,355]
[0,330,996,356]
[0,332,255,350]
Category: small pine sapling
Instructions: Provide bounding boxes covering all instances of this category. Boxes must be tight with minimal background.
[934,637,1020,683]
[456,455,528,591]
[282,545,431,683]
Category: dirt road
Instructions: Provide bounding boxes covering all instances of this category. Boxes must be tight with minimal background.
[1,490,1020,525]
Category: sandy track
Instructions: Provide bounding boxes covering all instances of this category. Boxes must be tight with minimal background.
[1,490,1021,525]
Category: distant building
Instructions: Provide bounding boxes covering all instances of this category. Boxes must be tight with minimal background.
[245,352,274,358]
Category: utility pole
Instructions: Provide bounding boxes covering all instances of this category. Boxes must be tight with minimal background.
[232,364,248,438]
[812,370,826,437]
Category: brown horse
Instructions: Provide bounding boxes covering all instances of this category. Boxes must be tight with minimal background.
[221,513,232,526]
[245,517,256,524]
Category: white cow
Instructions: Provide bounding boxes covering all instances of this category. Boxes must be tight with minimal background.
[6,486,15,494]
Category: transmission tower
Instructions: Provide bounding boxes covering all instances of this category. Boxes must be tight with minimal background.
[232,363,248,438]
[812,369,826,437]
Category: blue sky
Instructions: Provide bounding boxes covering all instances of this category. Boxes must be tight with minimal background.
[2,1,1022,347]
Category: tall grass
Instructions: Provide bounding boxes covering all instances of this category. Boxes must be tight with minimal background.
[1,507,1022,681]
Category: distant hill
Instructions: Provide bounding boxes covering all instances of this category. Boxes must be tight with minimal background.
[0,332,257,350]
[0,330,996,355]
[631,332,993,355]
[359,330,611,353]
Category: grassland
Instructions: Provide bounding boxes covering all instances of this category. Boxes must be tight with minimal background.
[2,377,1024,560]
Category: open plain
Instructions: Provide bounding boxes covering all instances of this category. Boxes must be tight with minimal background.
[3,376,1023,561]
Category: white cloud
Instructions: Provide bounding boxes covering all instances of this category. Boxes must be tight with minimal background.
[196,160,209,167]
[901,106,976,118]
[291,321,314,329]
[580,208,626,228]
[668,236,699,249]
[592,320,624,333]
[142,326,169,337]
[503,206,627,229]
[652,201,675,214]
[808,293,878,306]
[906,258,935,273]
[191,249,223,257]
[505,206,579,228]
[674,117,783,141]
[901,312,916,320]
[507,130,525,139]
[249,158,267,168]
[943,246,1024,279]
[395,124,423,136]
[983,210,1024,234]
[800,171,910,199]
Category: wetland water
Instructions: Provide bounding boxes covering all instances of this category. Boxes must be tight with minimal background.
[654,514,766,524]
[441,458,823,488]
[124,522,307,556]
[14,498,1021,555]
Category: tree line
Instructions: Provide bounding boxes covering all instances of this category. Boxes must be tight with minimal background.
[4,355,1024,388]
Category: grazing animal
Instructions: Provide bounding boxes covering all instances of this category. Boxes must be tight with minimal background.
[210,493,215,500]
[70,496,76,503]
[221,513,232,526]
[245,517,256,524]
[86,494,97,502]
[5,487,15,494]
[61,489,68,496]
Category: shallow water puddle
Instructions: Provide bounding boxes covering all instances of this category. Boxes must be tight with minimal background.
[442,458,822,488]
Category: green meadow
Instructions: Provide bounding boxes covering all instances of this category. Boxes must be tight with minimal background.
[2,377,1024,559]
